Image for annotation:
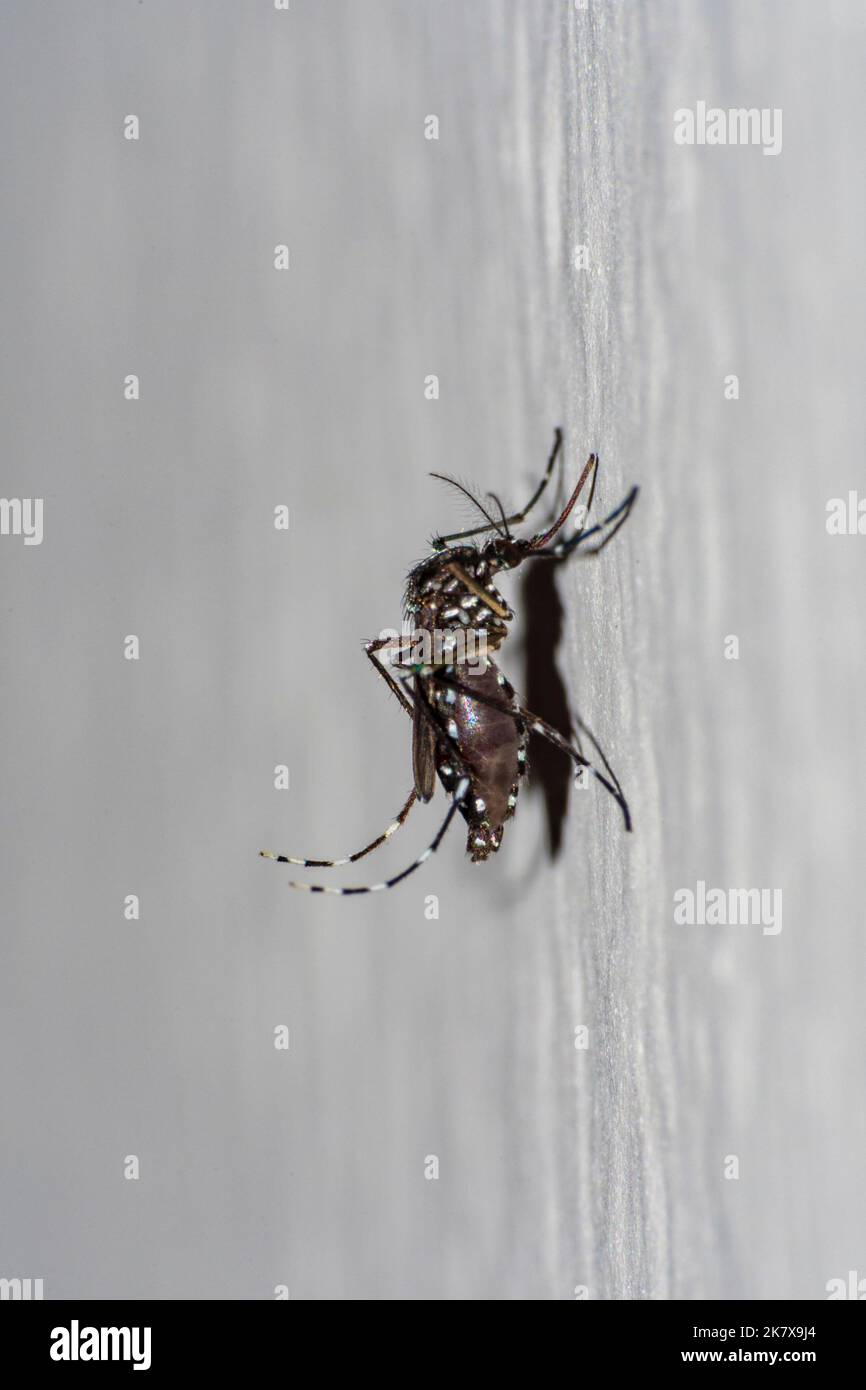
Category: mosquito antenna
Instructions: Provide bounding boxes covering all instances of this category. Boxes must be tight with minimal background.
[429,473,506,543]
[486,491,512,541]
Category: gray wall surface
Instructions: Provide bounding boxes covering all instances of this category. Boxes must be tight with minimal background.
[1,0,864,1300]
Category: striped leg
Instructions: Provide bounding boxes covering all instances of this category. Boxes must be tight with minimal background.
[260,787,418,868]
[259,636,418,872]
[287,777,470,895]
[284,666,485,894]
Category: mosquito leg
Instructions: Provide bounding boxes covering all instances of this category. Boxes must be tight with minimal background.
[275,666,478,892]
[258,637,418,873]
[531,485,639,560]
[518,707,632,831]
[260,787,418,868]
[433,426,565,547]
[558,483,637,555]
[502,426,565,527]
[286,777,471,895]
[528,453,599,550]
[260,633,454,876]
[365,634,416,716]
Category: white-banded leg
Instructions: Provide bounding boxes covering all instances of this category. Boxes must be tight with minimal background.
[286,776,471,895]
[260,787,418,868]
[432,426,564,547]
[283,668,478,895]
[259,635,418,875]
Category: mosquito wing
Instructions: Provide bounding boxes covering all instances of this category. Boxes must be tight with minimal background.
[412,677,437,802]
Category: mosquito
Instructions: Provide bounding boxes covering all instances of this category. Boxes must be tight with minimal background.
[260,428,638,894]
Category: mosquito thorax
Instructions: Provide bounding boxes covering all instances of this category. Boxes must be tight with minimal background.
[403,544,514,655]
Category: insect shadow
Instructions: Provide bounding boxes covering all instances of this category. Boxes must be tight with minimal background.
[522,558,621,860]
[521,558,571,859]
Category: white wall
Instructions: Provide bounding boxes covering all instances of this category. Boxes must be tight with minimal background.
[1,0,863,1299]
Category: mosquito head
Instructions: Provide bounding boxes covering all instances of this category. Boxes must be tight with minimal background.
[483,535,531,571]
